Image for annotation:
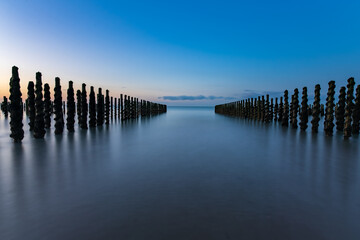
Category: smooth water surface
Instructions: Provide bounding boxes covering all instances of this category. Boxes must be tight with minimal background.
[0,107,360,239]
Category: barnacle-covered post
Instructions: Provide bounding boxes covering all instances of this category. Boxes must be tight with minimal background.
[27,81,35,131]
[278,97,283,122]
[281,90,289,126]
[89,86,96,128]
[352,85,360,134]
[114,97,117,119]
[105,90,110,124]
[324,81,335,136]
[9,66,24,142]
[299,87,308,131]
[1,96,9,117]
[33,72,46,138]
[311,84,321,133]
[44,83,51,128]
[120,94,124,120]
[66,81,75,132]
[80,84,88,129]
[274,98,278,121]
[292,88,299,129]
[76,90,82,125]
[97,88,104,126]
[54,77,64,134]
[265,95,270,123]
[111,96,113,119]
[344,78,355,138]
[335,87,346,131]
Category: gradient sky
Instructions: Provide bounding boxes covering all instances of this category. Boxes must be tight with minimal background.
[1,0,360,106]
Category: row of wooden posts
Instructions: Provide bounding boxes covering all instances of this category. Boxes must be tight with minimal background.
[215,78,360,139]
[1,66,167,142]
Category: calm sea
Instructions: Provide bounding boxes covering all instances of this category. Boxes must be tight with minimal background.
[0,106,359,239]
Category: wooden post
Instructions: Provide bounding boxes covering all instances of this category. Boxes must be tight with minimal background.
[299,87,308,131]
[344,77,355,138]
[89,86,96,128]
[311,84,321,133]
[9,66,24,142]
[27,81,35,131]
[335,87,346,131]
[54,77,64,134]
[66,81,75,132]
[324,81,335,136]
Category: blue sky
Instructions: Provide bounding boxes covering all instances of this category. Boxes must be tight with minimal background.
[1,0,360,105]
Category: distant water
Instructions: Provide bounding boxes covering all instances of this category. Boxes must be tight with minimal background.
[0,107,359,240]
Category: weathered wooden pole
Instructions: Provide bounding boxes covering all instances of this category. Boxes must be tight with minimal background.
[289,94,294,124]
[352,85,360,134]
[344,77,355,138]
[111,96,113,119]
[265,95,270,123]
[54,77,64,134]
[274,98,278,121]
[34,72,46,138]
[1,96,9,117]
[97,88,104,126]
[89,86,96,128]
[66,81,75,132]
[76,90,82,125]
[27,81,35,131]
[278,97,283,122]
[9,66,24,142]
[292,88,299,129]
[282,90,289,126]
[270,98,274,121]
[299,87,308,131]
[120,94,124,120]
[311,84,321,133]
[114,97,117,119]
[324,81,335,136]
[124,95,128,119]
[81,84,88,129]
[105,90,110,125]
[335,87,346,131]
[44,83,51,128]
[260,96,265,122]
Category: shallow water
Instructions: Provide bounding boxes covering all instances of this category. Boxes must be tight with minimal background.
[0,107,359,240]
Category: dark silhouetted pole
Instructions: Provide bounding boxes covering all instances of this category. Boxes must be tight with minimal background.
[344,78,355,138]
[81,83,88,129]
[76,90,82,125]
[67,81,75,132]
[324,81,335,136]
[44,83,51,128]
[9,66,24,142]
[34,72,46,138]
[352,85,360,134]
[299,87,308,131]
[27,81,35,131]
[311,84,321,133]
[97,88,104,126]
[282,90,289,126]
[89,86,96,128]
[335,87,346,131]
[105,90,110,125]
[292,88,299,129]
[54,77,64,134]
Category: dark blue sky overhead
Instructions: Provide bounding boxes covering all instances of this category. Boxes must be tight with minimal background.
[1,0,360,105]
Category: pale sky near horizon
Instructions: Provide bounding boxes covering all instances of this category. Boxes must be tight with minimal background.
[1,0,360,106]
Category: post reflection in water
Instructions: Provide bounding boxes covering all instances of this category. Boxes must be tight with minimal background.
[0,106,359,240]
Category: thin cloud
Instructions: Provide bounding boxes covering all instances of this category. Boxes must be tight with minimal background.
[159,95,237,101]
